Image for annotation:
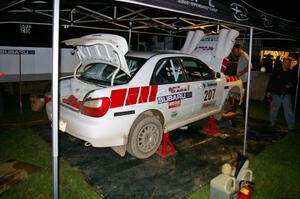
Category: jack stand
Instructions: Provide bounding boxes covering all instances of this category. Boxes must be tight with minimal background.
[156,132,176,158]
[201,116,218,136]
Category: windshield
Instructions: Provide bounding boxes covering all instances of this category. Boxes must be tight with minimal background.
[78,56,146,85]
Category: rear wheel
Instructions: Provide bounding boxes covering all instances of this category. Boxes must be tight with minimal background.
[127,115,163,159]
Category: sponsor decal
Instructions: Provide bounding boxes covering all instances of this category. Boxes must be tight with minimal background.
[201,36,218,42]
[260,14,273,28]
[0,49,35,55]
[230,3,248,21]
[157,92,192,104]
[168,100,181,109]
[169,85,190,93]
[171,111,178,118]
[202,100,216,108]
[195,46,214,51]
[203,82,217,88]
[177,0,218,12]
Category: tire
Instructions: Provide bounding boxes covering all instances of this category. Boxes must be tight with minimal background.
[127,115,163,159]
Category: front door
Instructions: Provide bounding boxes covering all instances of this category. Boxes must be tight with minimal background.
[179,57,223,116]
[151,58,193,126]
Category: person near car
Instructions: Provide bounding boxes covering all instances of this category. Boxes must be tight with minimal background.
[266,58,297,131]
[232,44,251,116]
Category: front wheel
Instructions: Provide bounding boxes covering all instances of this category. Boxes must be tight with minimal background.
[127,115,163,159]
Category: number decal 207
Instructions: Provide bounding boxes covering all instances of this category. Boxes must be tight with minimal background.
[204,89,216,101]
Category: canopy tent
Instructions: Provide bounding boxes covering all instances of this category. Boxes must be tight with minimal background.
[1,1,299,199]
[0,0,299,39]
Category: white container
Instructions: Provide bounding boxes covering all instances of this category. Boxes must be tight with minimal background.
[209,173,236,199]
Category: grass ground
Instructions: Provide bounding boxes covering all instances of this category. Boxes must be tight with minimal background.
[0,95,102,199]
[190,100,300,199]
[1,94,299,199]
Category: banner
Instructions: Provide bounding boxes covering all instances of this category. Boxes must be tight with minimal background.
[118,0,297,38]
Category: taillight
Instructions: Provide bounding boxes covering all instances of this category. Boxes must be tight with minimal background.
[81,97,110,117]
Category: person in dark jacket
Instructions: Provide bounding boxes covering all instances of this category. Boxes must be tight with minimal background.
[263,54,273,73]
[273,56,282,71]
[266,58,297,130]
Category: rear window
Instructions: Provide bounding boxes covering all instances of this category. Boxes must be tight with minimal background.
[78,56,146,85]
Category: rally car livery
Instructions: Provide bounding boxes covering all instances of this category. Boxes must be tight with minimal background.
[46,33,243,159]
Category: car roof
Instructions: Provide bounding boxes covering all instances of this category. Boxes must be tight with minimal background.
[126,51,191,59]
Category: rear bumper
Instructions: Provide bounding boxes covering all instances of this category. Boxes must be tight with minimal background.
[46,102,134,147]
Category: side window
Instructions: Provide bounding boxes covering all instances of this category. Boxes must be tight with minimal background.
[152,58,185,84]
[180,58,215,81]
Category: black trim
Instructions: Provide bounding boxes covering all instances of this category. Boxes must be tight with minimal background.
[224,86,229,89]
[114,110,135,117]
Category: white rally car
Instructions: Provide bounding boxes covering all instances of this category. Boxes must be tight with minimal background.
[46,33,243,159]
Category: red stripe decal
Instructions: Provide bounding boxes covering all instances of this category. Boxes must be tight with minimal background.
[138,86,150,104]
[149,85,158,102]
[125,87,140,106]
[221,65,226,73]
[110,89,127,108]
[222,58,229,66]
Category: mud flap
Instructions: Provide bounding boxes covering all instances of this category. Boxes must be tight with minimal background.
[111,145,127,157]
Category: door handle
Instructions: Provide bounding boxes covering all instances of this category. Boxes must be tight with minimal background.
[196,84,202,89]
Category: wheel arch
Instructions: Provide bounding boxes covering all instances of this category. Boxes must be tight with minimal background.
[126,109,164,159]
[228,85,243,104]
[139,109,165,127]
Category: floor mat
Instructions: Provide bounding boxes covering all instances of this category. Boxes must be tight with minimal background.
[0,160,39,194]
[33,115,287,199]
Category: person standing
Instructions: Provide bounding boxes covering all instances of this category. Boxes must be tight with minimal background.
[266,58,297,131]
[232,44,251,116]
[273,56,282,71]
[263,54,273,73]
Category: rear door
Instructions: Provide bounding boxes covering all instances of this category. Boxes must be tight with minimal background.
[151,58,193,126]
[179,57,223,115]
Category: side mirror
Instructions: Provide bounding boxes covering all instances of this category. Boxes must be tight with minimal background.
[215,72,221,78]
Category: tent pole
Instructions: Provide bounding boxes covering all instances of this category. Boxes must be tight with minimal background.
[294,53,300,114]
[52,0,60,198]
[243,27,253,156]
[19,54,22,113]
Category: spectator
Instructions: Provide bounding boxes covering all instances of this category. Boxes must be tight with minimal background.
[273,56,282,71]
[266,58,297,131]
[263,54,273,73]
[232,44,252,117]
[224,52,238,76]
